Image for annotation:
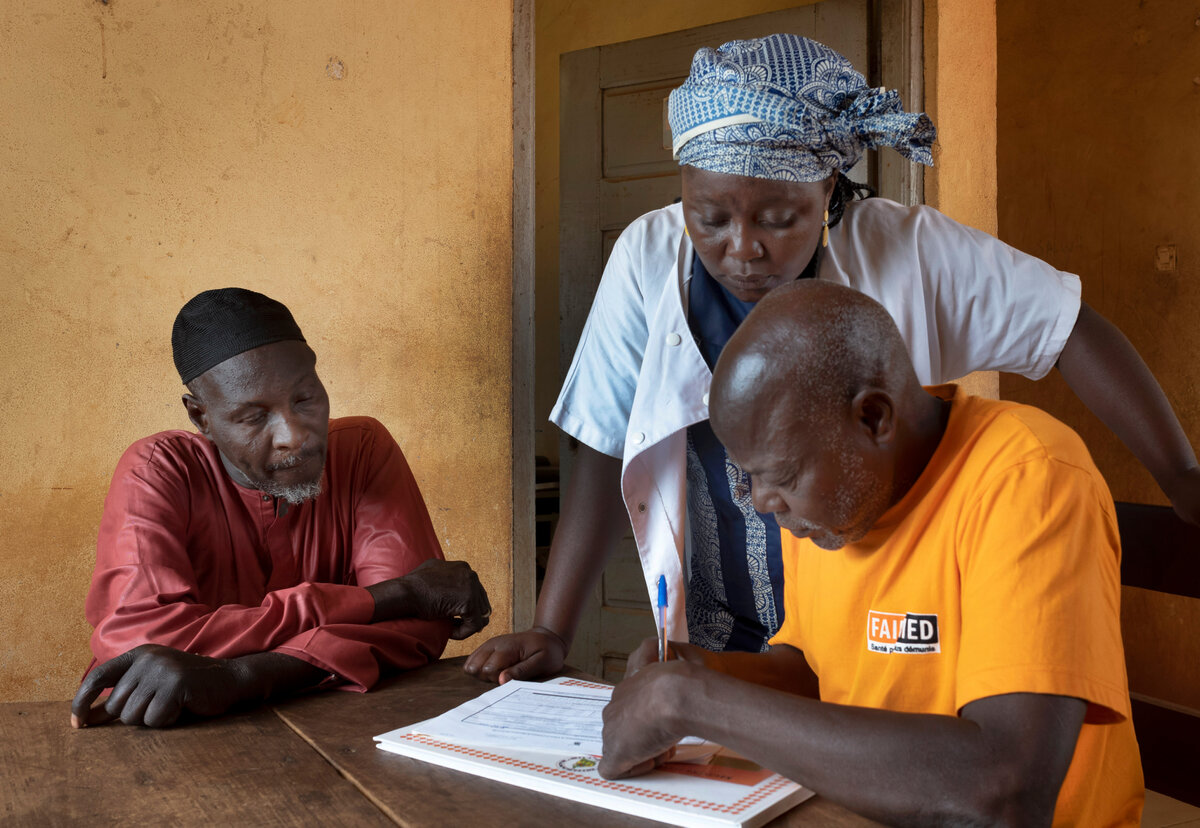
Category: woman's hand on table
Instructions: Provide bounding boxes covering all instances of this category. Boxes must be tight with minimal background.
[462,626,568,684]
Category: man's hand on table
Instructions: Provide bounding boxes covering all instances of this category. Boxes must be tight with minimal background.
[462,626,569,683]
[72,644,248,729]
[71,645,327,729]
[368,559,492,639]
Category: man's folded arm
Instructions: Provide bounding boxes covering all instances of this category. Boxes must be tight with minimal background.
[88,556,477,674]
[254,421,492,690]
[336,420,492,667]
[88,567,380,666]
[273,618,452,692]
[75,615,452,729]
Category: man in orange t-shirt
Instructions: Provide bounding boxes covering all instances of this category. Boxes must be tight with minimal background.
[599,280,1143,826]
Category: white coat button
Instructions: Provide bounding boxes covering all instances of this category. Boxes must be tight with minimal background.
[638,503,646,513]
[702,393,710,407]
[666,332,682,347]
[631,431,646,445]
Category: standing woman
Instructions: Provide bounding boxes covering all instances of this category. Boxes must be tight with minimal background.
[467,34,1199,681]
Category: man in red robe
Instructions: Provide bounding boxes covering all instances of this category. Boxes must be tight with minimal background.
[72,288,490,728]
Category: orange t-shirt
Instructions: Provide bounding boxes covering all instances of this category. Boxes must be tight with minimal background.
[771,386,1143,826]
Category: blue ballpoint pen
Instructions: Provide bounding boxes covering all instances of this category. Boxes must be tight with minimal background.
[656,575,668,662]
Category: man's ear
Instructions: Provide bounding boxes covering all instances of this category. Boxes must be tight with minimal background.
[182,393,210,436]
[852,388,896,447]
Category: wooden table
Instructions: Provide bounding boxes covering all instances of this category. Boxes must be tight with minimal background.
[1,700,389,826]
[3,658,878,827]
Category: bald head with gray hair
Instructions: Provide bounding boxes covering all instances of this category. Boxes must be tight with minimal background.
[710,279,948,550]
[711,280,918,437]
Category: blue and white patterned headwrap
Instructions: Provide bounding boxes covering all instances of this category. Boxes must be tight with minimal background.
[668,34,935,182]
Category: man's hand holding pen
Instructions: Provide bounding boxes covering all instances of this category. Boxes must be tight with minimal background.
[600,637,721,778]
[599,641,691,779]
[625,636,714,676]
[601,575,723,780]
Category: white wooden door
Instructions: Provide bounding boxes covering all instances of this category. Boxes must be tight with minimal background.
[558,1,922,680]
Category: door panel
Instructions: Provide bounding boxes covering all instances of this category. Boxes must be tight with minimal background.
[602,81,680,180]
[600,177,682,231]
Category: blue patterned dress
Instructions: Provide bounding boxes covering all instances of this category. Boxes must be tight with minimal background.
[683,255,805,652]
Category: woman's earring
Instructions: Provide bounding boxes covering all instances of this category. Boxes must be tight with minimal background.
[822,209,829,248]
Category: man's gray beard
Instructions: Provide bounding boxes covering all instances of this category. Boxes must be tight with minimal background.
[258,478,324,505]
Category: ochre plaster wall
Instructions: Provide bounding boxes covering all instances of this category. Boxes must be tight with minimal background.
[997,2,1200,708]
[923,0,997,237]
[533,0,811,459]
[0,1,514,702]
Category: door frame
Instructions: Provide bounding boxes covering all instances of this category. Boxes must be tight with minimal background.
[874,0,925,206]
[511,0,536,631]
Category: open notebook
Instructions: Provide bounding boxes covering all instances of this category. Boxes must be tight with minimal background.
[374,676,812,828]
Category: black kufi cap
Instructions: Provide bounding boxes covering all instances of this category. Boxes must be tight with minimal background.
[172,288,306,385]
